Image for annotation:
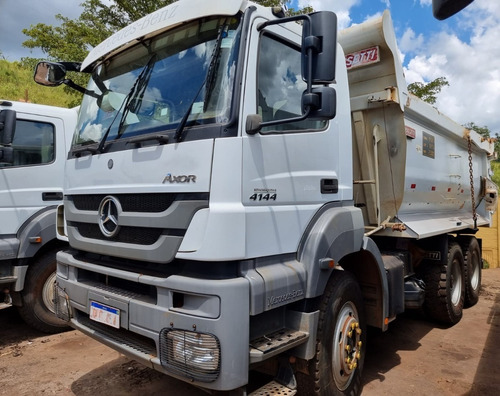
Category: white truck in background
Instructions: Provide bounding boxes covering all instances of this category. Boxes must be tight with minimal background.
[0,100,76,333]
[34,0,495,394]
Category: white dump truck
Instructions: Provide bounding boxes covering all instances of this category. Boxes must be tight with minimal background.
[34,0,496,394]
[0,100,76,333]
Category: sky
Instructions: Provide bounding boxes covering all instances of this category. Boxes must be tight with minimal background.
[0,0,499,134]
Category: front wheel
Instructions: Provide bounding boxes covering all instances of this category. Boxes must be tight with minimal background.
[17,248,69,333]
[301,270,366,396]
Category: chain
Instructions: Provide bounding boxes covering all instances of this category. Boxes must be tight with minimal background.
[467,135,477,229]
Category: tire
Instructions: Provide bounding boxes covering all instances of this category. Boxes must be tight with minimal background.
[461,237,481,307]
[17,249,69,333]
[300,270,366,396]
[423,242,465,325]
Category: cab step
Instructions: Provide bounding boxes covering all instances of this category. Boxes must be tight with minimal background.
[249,328,308,363]
[249,380,297,396]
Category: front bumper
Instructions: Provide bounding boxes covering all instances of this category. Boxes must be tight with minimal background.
[55,250,250,391]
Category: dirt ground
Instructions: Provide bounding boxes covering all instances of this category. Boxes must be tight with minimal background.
[1,269,499,396]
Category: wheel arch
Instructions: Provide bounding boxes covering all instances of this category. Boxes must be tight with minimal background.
[297,204,390,330]
[340,237,390,330]
[13,207,67,294]
[17,206,59,259]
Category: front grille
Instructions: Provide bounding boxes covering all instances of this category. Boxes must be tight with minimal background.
[77,313,157,356]
[75,222,168,245]
[70,193,208,213]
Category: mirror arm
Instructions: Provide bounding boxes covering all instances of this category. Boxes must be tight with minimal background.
[247,108,312,135]
[58,62,82,73]
[63,79,100,99]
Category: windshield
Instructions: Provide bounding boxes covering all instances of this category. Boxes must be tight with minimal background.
[74,15,242,148]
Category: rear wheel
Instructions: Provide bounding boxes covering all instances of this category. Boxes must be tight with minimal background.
[301,270,366,396]
[423,242,465,325]
[17,249,69,333]
[461,237,481,307]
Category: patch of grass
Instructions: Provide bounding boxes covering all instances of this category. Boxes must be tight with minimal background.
[491,161,500,187]
[0,59,77,107]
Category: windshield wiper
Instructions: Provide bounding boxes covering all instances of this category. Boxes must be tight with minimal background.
[126,133,169,146]
[173,23,228,143]
[72,142,99,157]
[96,54,157,153]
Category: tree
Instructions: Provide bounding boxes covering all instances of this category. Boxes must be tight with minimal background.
[407,77,449,105]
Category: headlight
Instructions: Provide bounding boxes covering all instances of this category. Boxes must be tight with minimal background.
[159,329,220,382]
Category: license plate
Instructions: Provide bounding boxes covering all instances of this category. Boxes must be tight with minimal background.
[89,301,120,329]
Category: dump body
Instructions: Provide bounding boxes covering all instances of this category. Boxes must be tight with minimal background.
[340,11,496,238]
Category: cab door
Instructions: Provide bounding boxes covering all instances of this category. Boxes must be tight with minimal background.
[0,113,64,236]
[240,16,345,258]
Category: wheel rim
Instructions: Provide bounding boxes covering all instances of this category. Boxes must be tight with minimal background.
[450,256,462,306]
[470,252,480,291]
[42,272,57,314]
[331,301,362,391]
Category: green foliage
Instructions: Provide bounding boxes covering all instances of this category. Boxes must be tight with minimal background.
[0,60,75,107]
[464,122,490,138]
[490,161,500,187]
[407,77,449,105]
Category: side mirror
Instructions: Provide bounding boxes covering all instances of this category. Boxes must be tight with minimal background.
[34,61,67,86]
[433,0,474,20]
[0,109,16,145]
[303,86,336,120]
[302,11,337,84]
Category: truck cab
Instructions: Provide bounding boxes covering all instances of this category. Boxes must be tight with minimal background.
[33,0,495,394]
[0,100,77,333]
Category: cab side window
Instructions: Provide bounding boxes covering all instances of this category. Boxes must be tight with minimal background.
[257,33,326,132]
[10,120,55,166]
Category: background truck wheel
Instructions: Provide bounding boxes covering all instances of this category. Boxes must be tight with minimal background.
[423,242,465,325]
[300,270,366,396]
[17,248,69,333]
[461,237,481,307]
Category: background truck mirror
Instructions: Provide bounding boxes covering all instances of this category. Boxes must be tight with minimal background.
[246,114,263,135]
[0,109,16,145]
[433,0,474,20]
[302,11,337,84]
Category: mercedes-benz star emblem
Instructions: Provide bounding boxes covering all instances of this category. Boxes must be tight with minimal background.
[98,196,121,238]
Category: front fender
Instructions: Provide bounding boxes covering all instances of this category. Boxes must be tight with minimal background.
[17,206,58,259]
[298,204,365,298]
